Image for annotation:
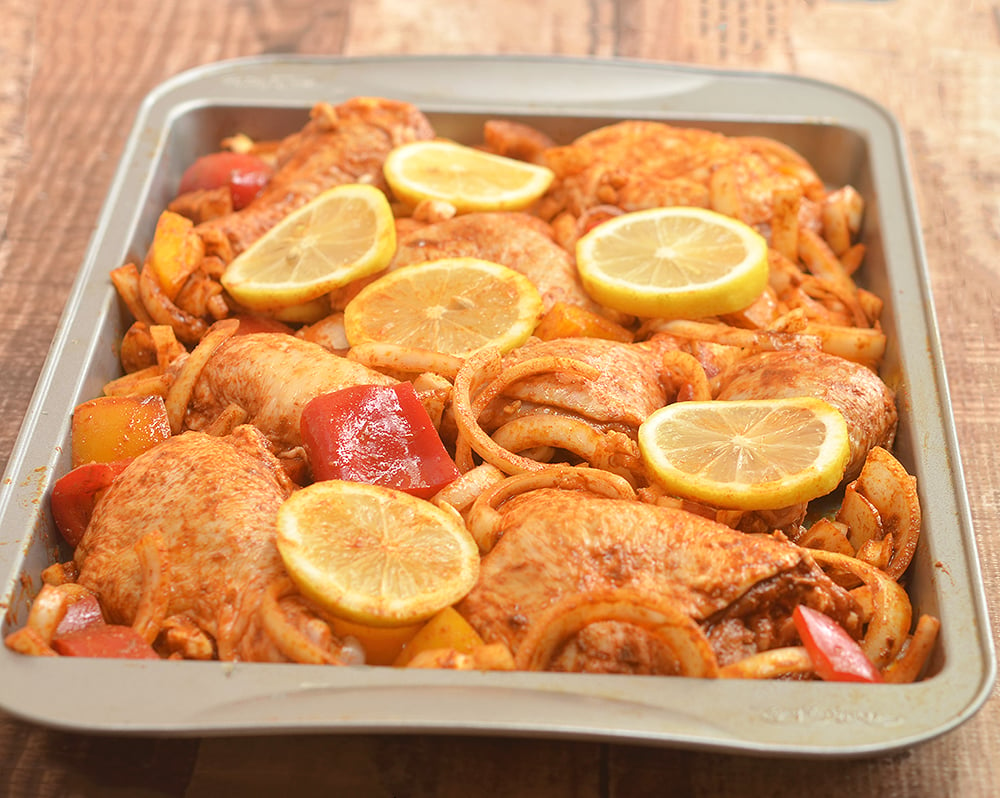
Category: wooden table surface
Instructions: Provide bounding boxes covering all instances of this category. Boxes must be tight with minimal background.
[1,0,997,794]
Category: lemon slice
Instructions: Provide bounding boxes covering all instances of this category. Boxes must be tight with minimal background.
[221,183,396,311]
[383,140,555,213]
[344,257,543,357]
[276,480,480,627]
[637,397,850,510]
[575,206,769,318]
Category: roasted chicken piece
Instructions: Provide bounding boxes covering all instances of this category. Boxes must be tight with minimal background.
[74,426,353,663]
[481,119,555,163]
[542,121,737,216]
[121,98,436,347]
[453,336,683,482]
[389,211,608,317]
[458,487,861,672]
[197,97,435,260]
[184,332,395,467]
[539,120,826,246]
[478,336,673,435]
[714,349,897,481]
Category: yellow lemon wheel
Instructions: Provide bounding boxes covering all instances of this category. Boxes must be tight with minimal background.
[344,257,543,357]
[383,139,554,213]
[637,397,850,510]
[276,480,480,627]
[221,183,396,312]
[575,206,769,318]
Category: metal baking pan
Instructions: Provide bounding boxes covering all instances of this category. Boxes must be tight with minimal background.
[0,55,993,756]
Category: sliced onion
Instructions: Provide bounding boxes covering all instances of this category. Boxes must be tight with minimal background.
[719,647,814,679]
[131,529,169,644]
[514,588,718,677]
[467,465,636,553]
[452,348,600,475]
[809,549,912,668]
[348,342,463,380]
[164,318,239,434]
[258,579,347,666]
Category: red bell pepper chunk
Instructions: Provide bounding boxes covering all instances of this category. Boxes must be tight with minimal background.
[50,459,131,547]
[51,624,159,659]
[177,151,273,210]
[54,592,105,636]
[301,383,461,499]
[793,604,882,683]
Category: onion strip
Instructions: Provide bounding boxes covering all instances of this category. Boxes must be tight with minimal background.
[452,348,600,475]
[514,588,719,677]
[258,579,347,666]
[164,318,239,434]
[719,647,814,679]
[348,341,464,380]
[467,465,636,553]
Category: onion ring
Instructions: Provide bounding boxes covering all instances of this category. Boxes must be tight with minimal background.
[467,465,636,553]
[514,588,718,677]
[431,463,507,518]
[489,415,643,483]
[453,348,600,475]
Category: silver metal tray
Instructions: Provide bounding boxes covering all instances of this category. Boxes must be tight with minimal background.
[0,55,993,757]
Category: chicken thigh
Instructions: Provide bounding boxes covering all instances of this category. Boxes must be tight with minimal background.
[75,426,350,663]
[184,332,396,460]
[541,120,809,226]
[458,488,861,672]
[391,211,606,316]
[197,97,435,258]
[714,349,897,480]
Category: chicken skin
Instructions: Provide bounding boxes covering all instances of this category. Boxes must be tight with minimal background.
[477,336,674,435]
[540,120,819,232]
[75,426,349,663]
[184,332,396,460]
[458,488,861,672]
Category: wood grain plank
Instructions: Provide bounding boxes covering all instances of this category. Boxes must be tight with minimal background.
[343,0,619,56]
[0,721,198,797]
[0,0,41,474]
[185,734,603,797]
